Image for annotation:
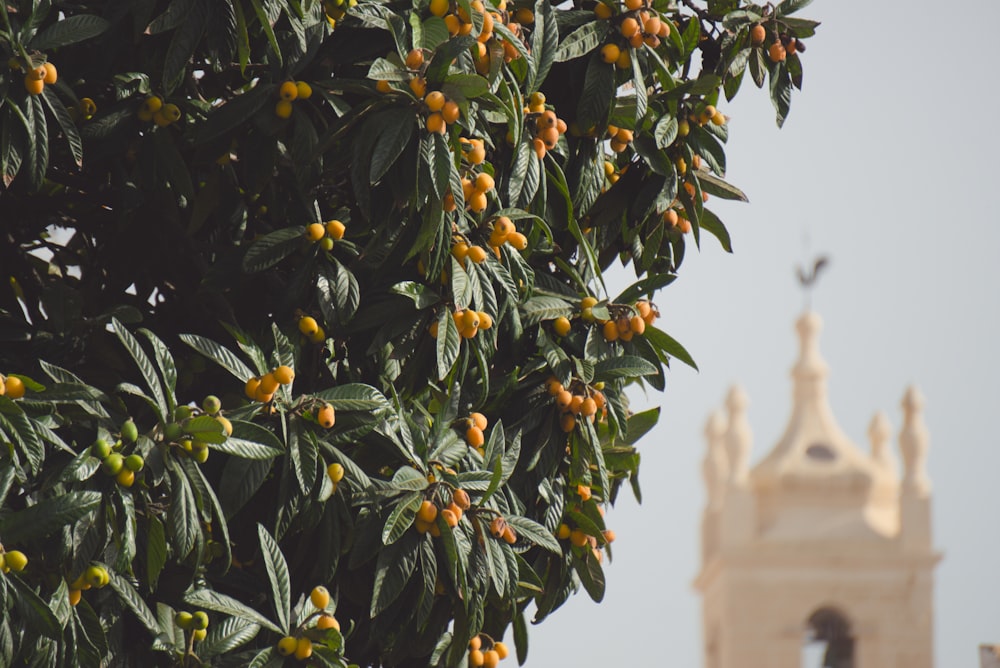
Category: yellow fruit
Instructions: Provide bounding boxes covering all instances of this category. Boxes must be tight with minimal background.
[425,90,446,113]
[24,76,44,95]
[418,500,439,523]
[494,642,509,659]
[603,320,619,342]
[295,638,312,661]
[327,462,345,483]
[317,403,336,428]
[465,425,485,448]
[69,588,82,606]
[275,99,293,118]
[296,81,313,99]
[601,43,620,64]
[258,372,280,395]
[277,636,298,655]
[116,469,135,488]
[426,112,446,134]
[470,649,485,667]
[483,649,500,668]
[84,565,105,588]
[470,412,488,430]
[557,523,571,539]
[507,232,528,250]
[560,413,576,433]
[750,23,766,45]
[409,76,427,99]
[317,614,340,630]
[298,315,320,336]
[279,81,299,101]
[553,316,571,336]
[376,79,392,93]
[4,551,27,572]
[193,628,207,641]
[467,245,487,263]
[311,585,331,609]
[468,191,488,213]
[273,365,295,385]
[162,104,181,122]
[442,101,460,124]
[441,508,459,527]
[594,3,612,18]
[5,376,25,399]
[474,172,495,192]
[306,222,326,241]
[430,0,449,16]
[42,62,57,84]
[311,326,326,343]
[478,312,493,330]
[570,528,588,547]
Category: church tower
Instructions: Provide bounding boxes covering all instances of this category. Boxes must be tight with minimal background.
[695,311,941,668]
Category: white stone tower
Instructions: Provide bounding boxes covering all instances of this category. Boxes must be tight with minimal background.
[694,311,941,668]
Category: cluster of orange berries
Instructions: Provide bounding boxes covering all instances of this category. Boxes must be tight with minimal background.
[415,487,471,535]
[67,564,109,607]
[601,299,658,342]
[275,79,313,119]
[663,208,692,235]
[488,215,528,252]
[606,124,634,154]
[245,365,295,404]
[547,377,606,432]
[463,412,488,453]
[0,373,25,399]
[468,635,510,667]
[297,314,327,344]
[752,23,805,62]
[458,171,496,214]
[277,586,340,660]
[525,94,568,159]
[305,219,347,251]
[603,160,624,186]
[13,60,57,95]
[488,515,518,544]
[594,0,670,49]
[429,308,494,341]
[323,0,356,28]
[451,236,489,265]
[557,516,615,563]
[137,95,182,127]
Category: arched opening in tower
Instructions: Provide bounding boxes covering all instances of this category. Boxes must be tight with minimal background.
[801,607,854,668]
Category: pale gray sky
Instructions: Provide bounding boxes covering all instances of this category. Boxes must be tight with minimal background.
[527,0,1000,664]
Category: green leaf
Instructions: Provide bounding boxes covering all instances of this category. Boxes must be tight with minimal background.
[698,207,733,252]
[370,111,415,183]
[257,524,291,633]
[687,123,727,177]
[41,87,83,167]
[643,325,698,370]
[381,491,422,545]
[776,0,813,17]
[435,308,460,381]
[593,355,658,380]
[198,617,261,658]
[555,20,609,62]
[7,574,62,640]
[184,589,282,635]
[442,73,489,100]
[505,515,561,553]
[575,554,605,602]
[576,51,615,132]
[146,517,167,590]
[168,468,200,559]
[519,296,573,326]
[769,61,792,127]
[623,407,660,445]
[371,532,419,616]
[528,0,559,92]
[0,491,101,543]
[163,5,207,93]
[249,0,283,65]
[107,570,161,637]
[29,15,110,49]
[179,334,255,383]
[312,383,392,412]
[242,227,304,273]
[697,171,748,202]
[113,318,168,420]
[194,84,270,144]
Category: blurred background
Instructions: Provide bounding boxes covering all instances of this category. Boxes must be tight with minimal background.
[527,0,1000,664]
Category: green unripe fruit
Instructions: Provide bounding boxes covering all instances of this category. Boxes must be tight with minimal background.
[124,454,144,472]
[163,423,183,442]
[4,551,27,572]
[174,405,193,421]
[85,565,105,588]
[91,439,112,459]
[193,628,206,642]
[175,611,193,629]
[102,453,124,475]
[216,416,233,437]
[194,447,209,464]
[192,611,209,630]
[121,419,138,442]
[320,237,334,251]
[202,395,221,415]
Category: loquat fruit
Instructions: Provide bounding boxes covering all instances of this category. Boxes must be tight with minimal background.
[279,81,299,101]
[298,316,320,336]
[478,312,493,329]
[317,403,336,428]
[310,585,331,609]
[474,172,495,192]
[296,81,313,99]
[376,79,392,93]
[5,375,25,399]
[470,412,488,430]
[418,500,439,523]
[494,641,509,659]
[69,588,82,606]
[750,23,766,45]
[317,614,340,630]
[483,649,500,668]
[466,425,485,448]
[507,232,528,250]
[553,316,571,336]
[560,413,576,433]
[453,487,471,510]
[277,636,298,655]
[42,62,57,84]
[327,462,345,483]
[405,49,425,70]
[594,2,612,19]
[470,649,485,667]
[275,100,293,119]
[601,43,620,64]
[468,190,488,213]
[23,75,44,95]
[409,76,427,99]
[769,41,786,62]
[430,0,449,15]
[295,637,313,660]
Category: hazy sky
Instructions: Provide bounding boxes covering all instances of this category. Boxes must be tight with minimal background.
[526,0,1000,665]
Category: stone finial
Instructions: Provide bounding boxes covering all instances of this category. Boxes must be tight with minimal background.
[900,386,930,495]
[868,411,897,478]
[724,385,751,485]
[792,311,830,402]
[703,410,729,509]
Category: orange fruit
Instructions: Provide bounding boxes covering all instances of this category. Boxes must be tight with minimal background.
[425,90,446,112]
[42,62,57,84]
[470,412,488,430]
[594,3,612,19]
[275,100,293,119]
[468,191,488,213]
[478,312,493,329]
[553,316,571,336]
[316,614,340,630]
[273,365,295,384]
[426,112,446,134]
[442,100,460,123]
[326,219,346,239]
[769,41,786,62]
[570,529,588,547]
[466,425,485,448]
[620,17,639,38]
[409,76,427,99]
[494,642,509,659]
[483,649,500,667]
[750,24,766,45]
[406,49,425,69]
[298,315,319,336]
[474,172,495,192]
[507,232,528,250]
[601,43,620,64]
[23,75,44,95]
[376,79,392,93]
[258,373,280,395]
[296,81,313,99]
[441,508,458,527]
[453,488,471,510]
[418,500,438,523]
[4,375,25,399]
[317,403,336,428]
[603,320,619,342]
[467,245,487,263]
[630,315,646,335]
[560,413,576,433]
[279,81,299,101]
[555,389,573,409]
[245,376,262,400]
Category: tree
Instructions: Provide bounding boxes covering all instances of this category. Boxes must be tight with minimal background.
[0,0,818,665]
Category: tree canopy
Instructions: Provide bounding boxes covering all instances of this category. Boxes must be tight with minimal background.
[0,0,818,665]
